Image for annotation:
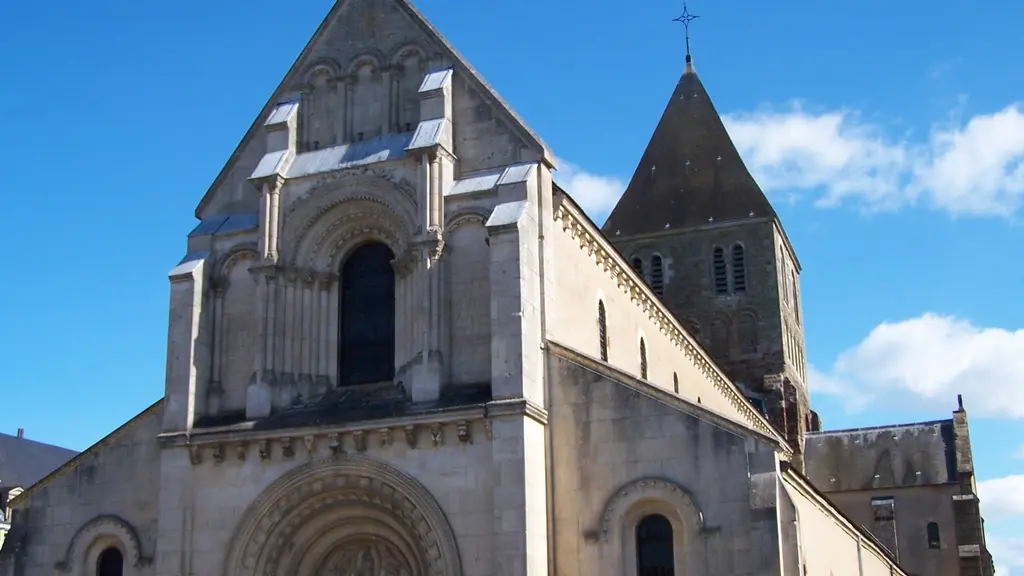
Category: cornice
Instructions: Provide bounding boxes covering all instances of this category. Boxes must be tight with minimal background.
[552,194,787,446]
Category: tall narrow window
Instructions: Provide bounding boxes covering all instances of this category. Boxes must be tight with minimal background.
[598,300,608,362]
[737,313,757,354]
[631,256,645,277]
[97,547,124,576]
[636,514,675,576]
[673,372,679,394]
[340,242,396,386]
[790,270,800,323]
[927,522,941,549]
[731,243,746,294]
[712,247,728,295]
[639,338,648,380]
[650,255,664,297]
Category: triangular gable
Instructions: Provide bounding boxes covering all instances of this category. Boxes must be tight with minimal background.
[195,0,553,218]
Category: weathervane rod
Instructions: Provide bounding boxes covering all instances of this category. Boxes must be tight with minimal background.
[672,1,700,63]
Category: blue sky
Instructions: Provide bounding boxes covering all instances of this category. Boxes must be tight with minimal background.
[2,0,1023,570]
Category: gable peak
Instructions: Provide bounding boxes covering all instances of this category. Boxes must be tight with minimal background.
[601,60,775,237]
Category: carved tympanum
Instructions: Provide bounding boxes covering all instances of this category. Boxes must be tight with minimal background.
[324,538,413,576]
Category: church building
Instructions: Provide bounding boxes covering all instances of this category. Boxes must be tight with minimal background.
[0,1,994,575]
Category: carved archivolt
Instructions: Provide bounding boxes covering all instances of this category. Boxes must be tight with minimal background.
[595,477,706,543]
[214,242,259,284]
[224,455,462,576]
[55,514,150,574]
[282,175,418,271]
[445,207,491,232]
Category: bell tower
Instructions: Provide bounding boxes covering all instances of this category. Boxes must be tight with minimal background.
[601,29,818,466]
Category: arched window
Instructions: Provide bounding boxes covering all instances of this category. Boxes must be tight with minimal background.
[96,547,124,576]
[340,242,396,386]
[737,313,757,354]
[673,372,679,394]
[731,243,746,294]
[650,255,664,297]
[598,300,608,362]
[639,338,648,380]
[790,269,800,323]
[711,247,728,295]
[636,514,675,576]
[631,256,645,277]
[927,522,941,549]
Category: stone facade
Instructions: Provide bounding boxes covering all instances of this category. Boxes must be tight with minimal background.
[0,1,990,575]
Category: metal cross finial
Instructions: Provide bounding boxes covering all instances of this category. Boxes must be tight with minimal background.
[672,2,700,61]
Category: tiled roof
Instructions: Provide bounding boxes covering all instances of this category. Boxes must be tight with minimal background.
[602,62,776,237]
[0,432,78,489]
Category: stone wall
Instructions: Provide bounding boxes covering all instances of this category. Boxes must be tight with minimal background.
[547,193,781,443]
[780,471,905,576]
[154,417,498,576]
[547,348,784,575]
[7,403,163,576]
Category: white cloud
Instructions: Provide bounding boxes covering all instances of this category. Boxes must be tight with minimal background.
[723,103,1024,216]
[810,314,1024,418]
[990,537,1024,576]
[552,157,625,224]
[980,475,1024,522]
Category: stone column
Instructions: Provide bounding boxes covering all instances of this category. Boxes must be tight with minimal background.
[206,279,227,415]
[163,256,208,432]
[485,196,549,576]
[246,264,276,420]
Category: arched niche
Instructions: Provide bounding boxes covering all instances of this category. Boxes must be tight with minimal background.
[223,455,462,576]
[55,515,149,576]
[594,478,710,576]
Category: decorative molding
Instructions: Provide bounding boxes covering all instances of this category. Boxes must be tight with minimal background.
[223,455,463,576]
[593,477,708,544]
[445,208,491,232]
[178,413,496,467]
[552,196,784,444]
[55,515,150,572]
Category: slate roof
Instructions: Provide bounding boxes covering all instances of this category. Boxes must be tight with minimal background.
[803,419,958,492]
[0,432,78,489]
[602,59,776,237]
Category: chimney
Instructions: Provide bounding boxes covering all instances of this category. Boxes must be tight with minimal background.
[16,428,24,439]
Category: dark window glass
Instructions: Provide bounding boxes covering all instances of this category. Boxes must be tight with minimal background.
[340,242,396,386]
[97,547,124,576]
[636,514,675,576]
[927,522,941,549]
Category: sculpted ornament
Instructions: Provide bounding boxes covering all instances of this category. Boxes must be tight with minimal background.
[223,455,462,576]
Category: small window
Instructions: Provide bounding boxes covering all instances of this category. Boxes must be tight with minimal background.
[731,243,746,294]
[673,372,679,394]
[97,547,124,576]
[712,247,728,295]
[598,300,608,362]
[636,514,675,576]
[927,522,941,549]
[631,256,645,277]
[639,338,648,380]
[650,255,664,297]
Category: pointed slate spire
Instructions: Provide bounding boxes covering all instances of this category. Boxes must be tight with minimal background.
[602,61,776,237]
